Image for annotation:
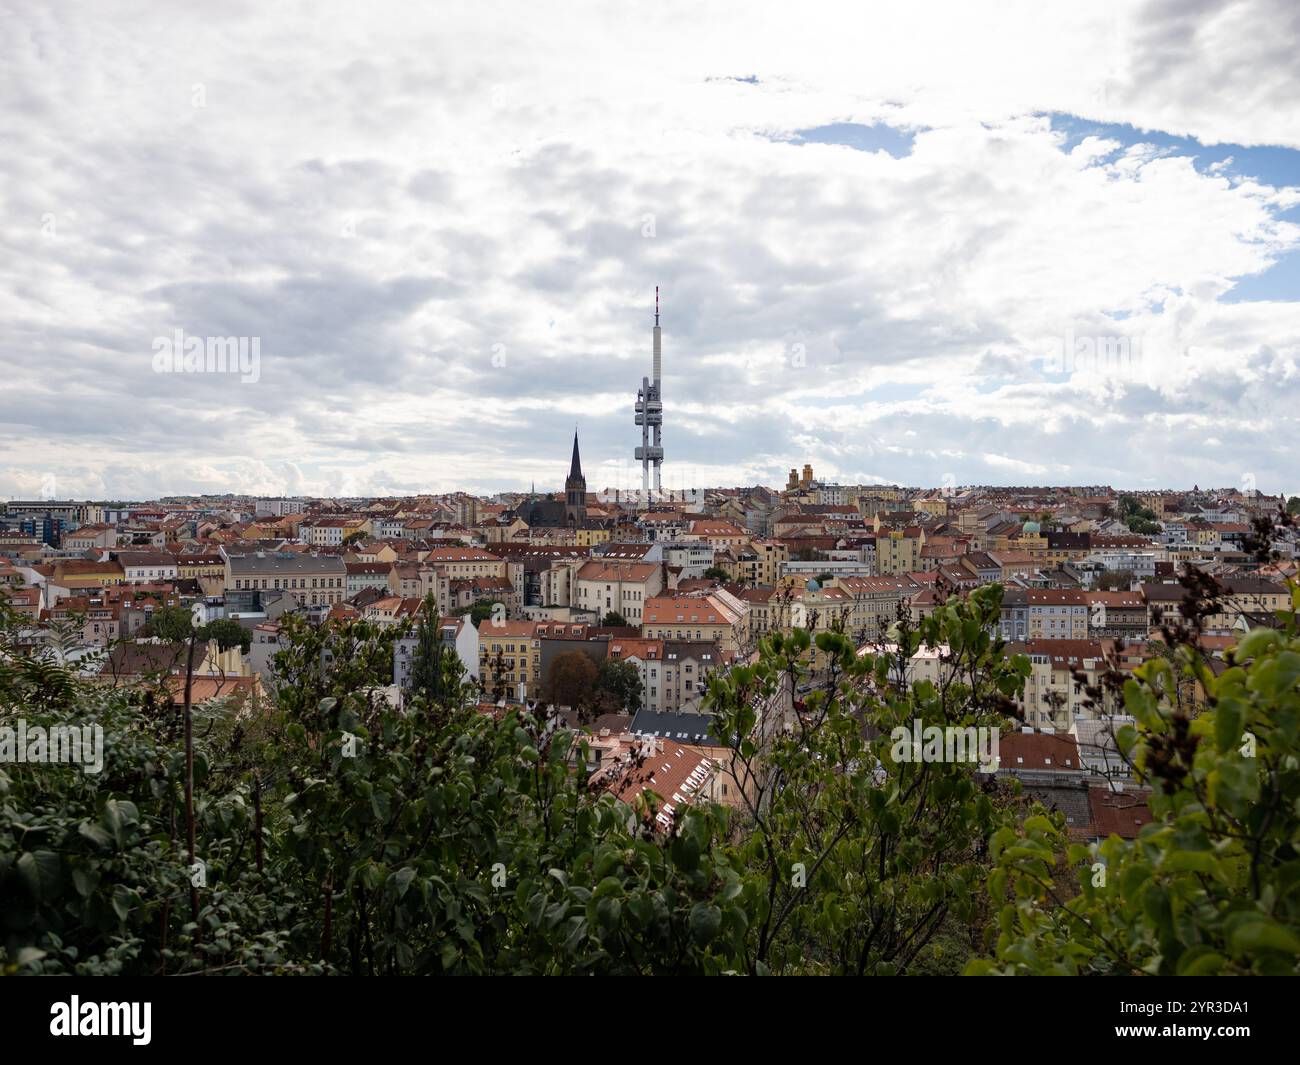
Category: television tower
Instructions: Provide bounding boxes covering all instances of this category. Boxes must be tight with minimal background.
[634,287,664,500]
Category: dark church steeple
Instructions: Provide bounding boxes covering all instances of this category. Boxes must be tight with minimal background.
[569,430,583,481]
[565,430,587,526]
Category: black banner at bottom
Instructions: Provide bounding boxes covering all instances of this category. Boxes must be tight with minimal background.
[0,974,1283,1050]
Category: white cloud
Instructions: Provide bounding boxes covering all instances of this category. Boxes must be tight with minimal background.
[1,0,1297,498]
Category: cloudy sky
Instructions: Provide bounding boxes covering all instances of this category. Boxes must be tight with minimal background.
[3,0,1298,501]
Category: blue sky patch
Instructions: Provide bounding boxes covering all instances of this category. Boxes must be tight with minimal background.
[1221,253,1300,303]
[1045,113,1300,189]
[791,122,916,159]
[1048,113,1299,305]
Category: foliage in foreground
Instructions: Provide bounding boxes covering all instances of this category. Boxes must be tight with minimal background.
[2,575,1299,975]
[970,582,1300,976]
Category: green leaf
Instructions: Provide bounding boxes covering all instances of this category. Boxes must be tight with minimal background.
[1232,627,1279,662]
[77,820,112,850]
[1175,946,1225,975]
[71,865,98,899]
[16,850,60,902]
[596,897,621,931]
[1162,850,1219,876]
[392,866,416,899]
[689,903,722,945]
[1214,698,1246,754]
[1228,918,1300,957]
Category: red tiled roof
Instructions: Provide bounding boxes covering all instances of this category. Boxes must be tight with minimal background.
[1087,788,1154,839]
[999,731,1082,771]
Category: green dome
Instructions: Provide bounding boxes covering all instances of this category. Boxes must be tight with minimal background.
[1022,520,1041,534]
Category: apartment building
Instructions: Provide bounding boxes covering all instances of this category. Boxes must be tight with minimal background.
[361,596,422,628]
[347,561,395,596]
[63,524,118,551]
[575,523,613,548]
[635,511,691,542]
[176,554,227,593]
[300,517,364,547]
[420,547,506,581]
[50,559,125,593]
[226,552,348,607]
[835,575,917,644]
[1139,576,1288,633]
[685,520,750,552]
[1081,548,1159,583]
[478,620,543,701]
[1000,588,1089,641]
[1208,577,1289,630]
[573,560,664,623]
[607,636,723,714]
[642,591,748,653]
[728,585,783,644]
[445,575,521,619]
[115,551,179,583]
[46,595,121,646]
[389,563,423,599]
[740,538,788,586]
[1008,639,1142,730]
[873,527,926,575]
[1084,590,1149,640]
[662,542,716,579]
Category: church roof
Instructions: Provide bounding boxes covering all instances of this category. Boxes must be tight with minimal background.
[518,498,567,528]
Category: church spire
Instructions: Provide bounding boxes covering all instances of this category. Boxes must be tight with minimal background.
[569,429,583,481]
[565,429,587,527]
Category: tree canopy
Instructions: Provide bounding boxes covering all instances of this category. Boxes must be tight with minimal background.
[3,572,1299,976]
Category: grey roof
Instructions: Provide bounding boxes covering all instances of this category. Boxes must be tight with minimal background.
[661,640,720,663]
[1220,577,1286,595]
[1140,583,1188,601]
[629,709,719,745]
[515,498,567,528]
[115,551,177,566]
[227,552,346,575]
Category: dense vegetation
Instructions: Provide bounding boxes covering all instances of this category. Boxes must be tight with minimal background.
[1118,494,1163,535]
[2,578,1298,976]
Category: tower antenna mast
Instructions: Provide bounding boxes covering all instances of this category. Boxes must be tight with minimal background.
[634,287,664,504]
